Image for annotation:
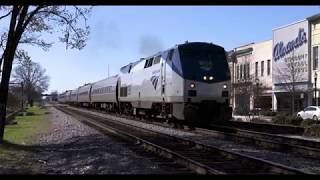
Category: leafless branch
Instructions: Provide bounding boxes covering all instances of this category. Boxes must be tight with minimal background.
[0,9,12,21]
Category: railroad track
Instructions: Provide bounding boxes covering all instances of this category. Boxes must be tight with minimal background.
[54,105,307,175]
[214,121,305,135]
[65,104,320,160]
[197,125,320,160]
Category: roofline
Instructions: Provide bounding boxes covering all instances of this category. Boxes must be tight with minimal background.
[307,13,320,22]
[272,19,307,31]
[176,41,224,48]
[234,48,253,56]
[228,39,271,52]
[253,39,272,45]
[233,42,254,50]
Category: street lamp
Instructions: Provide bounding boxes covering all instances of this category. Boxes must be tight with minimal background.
[315,72,318,106]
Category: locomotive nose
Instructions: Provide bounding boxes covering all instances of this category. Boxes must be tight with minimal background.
[185,80,229,103]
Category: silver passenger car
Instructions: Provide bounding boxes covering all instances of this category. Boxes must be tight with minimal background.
[77,83,92,107]
[91,75,118,110]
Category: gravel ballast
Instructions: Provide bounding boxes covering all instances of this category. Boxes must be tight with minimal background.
[67,105,320,174]
[20,106,177,174]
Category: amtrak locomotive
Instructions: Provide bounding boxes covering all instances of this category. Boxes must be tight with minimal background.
[58,42,232,124]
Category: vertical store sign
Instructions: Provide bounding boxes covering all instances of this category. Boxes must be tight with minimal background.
[272,20,309,84]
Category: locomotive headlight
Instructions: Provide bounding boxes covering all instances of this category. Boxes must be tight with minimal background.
[223,84,227,89]
[209,76,214,80]
[203,76,207,80]
[190,83,195,88]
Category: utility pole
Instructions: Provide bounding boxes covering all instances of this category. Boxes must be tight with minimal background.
[315,72,318,106]
[108,64,109,77]
[21,82,24,110]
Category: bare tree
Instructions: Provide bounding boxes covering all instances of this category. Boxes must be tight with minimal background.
[233,80,252,120]
[273,50,305,115]
[231,55,252,117]
[12,55,49,106]
[0,6,92,142]
[233,71,270,120]
[7,84,22,111]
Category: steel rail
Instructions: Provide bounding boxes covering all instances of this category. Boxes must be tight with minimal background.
[200,124,320,159]
[55,105,307,175]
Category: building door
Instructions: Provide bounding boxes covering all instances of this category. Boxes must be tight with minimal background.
[235,94,250,115]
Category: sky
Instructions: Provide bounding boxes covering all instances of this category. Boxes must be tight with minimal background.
[9,6,320,93]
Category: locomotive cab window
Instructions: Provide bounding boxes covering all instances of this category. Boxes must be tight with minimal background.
[168,49,174,61]
[144,59,149,68]
[178,43,230,82]
[153,56,161,65]
[128,65,132,73]
[148,57,154,67]
[144,58,154,68]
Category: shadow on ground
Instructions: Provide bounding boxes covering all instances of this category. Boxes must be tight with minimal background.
[0,134,164,174]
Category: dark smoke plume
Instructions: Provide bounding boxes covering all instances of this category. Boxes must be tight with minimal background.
[139,35,163,56]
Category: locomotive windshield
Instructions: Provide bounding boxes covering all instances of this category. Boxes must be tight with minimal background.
[178,43,230,83]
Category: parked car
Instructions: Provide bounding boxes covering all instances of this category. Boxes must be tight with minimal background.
[297,106,320,120]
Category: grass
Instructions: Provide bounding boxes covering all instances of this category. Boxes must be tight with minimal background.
[3,105,52,145]
[0,105,52,174]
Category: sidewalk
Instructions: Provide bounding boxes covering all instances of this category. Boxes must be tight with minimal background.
[232,114,273,123]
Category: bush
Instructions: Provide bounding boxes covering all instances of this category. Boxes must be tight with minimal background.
[304,124,320,137]
[260,111,277,116]
[234,106,250,116]
[250,117,269,123]
[272,113,302,126]
[16,112,24,116]
[300,119,318,128]
[291,116,303,126]
[25,112,35,116]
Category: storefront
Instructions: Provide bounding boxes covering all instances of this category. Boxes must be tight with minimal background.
[229,40,273,114]
[308,14,320,106]
[272,19,313,112]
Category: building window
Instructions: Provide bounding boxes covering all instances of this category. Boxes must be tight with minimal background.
[261,61,264,77]
[255,62,258,77]
[240,64,243,79]
[244,63,249,80]
[243,64,246,80]
[313,46,318,70]
[267,60,271,76]
[237,65,239,80]
[247,63,250,80]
